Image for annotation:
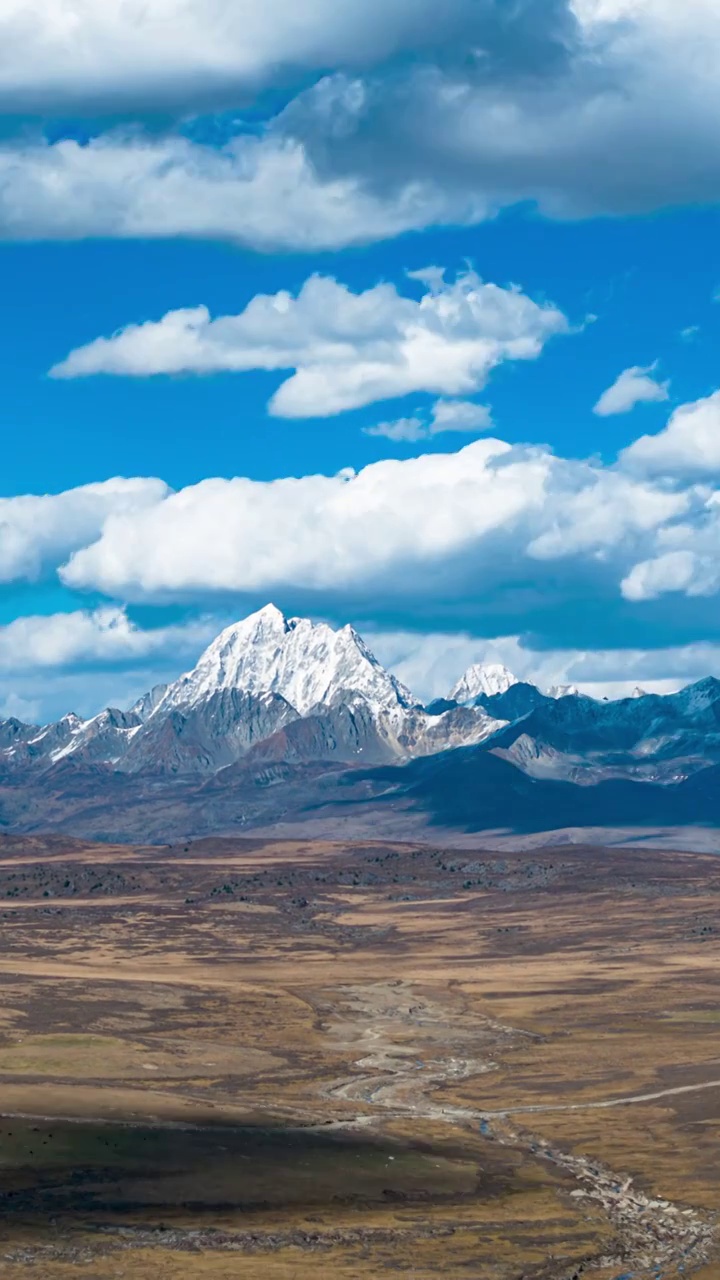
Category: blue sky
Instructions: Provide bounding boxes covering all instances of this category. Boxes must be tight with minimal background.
[5,209,720,494]
[4,0,720,720]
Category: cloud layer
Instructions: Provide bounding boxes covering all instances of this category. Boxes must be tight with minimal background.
[291,0,720,226]
[367,626,720,704]
[4,391,720,641]
[0,606,216,672]
[0,2,719,249]
[0,478,168,584]
[48,435,691,630]
[0,606,221,724]
[4,387,720,719]
[0,135,468,251]
[0,0,539,113]
[51,269,570,417]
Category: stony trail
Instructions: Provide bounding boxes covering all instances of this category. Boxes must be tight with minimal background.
[321,981,718,1280]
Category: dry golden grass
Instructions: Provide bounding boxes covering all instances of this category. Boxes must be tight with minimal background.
[0,836,718,1277]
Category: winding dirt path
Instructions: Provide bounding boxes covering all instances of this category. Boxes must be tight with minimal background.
[478,1077,720,1118]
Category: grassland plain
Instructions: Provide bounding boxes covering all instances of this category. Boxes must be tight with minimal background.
[0,835,717,1278]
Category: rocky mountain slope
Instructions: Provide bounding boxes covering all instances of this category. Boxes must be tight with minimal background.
[454,676,720,784]
[2,605,720,844]
[0,606,503,779]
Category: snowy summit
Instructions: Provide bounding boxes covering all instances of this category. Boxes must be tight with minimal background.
[158,604,416,718]
[449,663,520,703]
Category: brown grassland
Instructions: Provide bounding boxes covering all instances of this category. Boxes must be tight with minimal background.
[0,833,718,1278]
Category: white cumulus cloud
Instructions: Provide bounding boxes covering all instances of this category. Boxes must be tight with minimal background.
[593,364,670,417]
[0,134,473,252]
[2,397,720,679]
[619,485,720,601]
[0,3,718,248]
[0,607,217,672]
[364,399,493,441]
[0,0,516,113]
[621,550,704,602]
[5,394,720,714]
[621,390,720,475]
[302,0,720,225]
[55,436,688,615]
[0,477,168,584]
[0,607,224,723]
[50,269,570,418]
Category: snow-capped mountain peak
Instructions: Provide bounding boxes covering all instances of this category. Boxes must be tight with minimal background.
[449,662,520,703]
[158,604,416,717]
[547,683,580,699]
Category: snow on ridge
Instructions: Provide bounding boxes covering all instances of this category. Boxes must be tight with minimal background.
[157,603,416,718]
[449,662,521,703]
[9,605,720,780]
[451,664,584,704]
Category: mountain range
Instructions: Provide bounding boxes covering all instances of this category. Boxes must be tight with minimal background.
[2,603,720,847]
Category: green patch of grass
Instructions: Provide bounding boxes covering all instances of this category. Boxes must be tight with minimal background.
[0,1118,486,1215]
[661,1010,720,1024]
[14,1034,124,1049]
[0,1034,143,1077]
